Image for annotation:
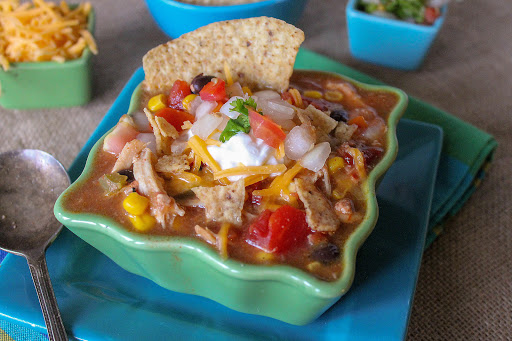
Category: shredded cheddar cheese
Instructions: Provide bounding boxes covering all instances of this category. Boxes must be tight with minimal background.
[0,0,98,71]
[243,174,268,187]
[288,88,303,107]
[223,61,233,86]
[275,142,285,159]
[213,164,287,180]
[188,135,229,185]
[192,153,202,173]
[252,163,302,197]
[217,222,230,259]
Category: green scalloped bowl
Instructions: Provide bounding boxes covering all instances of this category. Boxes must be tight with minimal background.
[54,72,407,325]
[0,8,95,109]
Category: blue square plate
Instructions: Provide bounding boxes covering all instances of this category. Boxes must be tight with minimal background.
[0,68,442,340]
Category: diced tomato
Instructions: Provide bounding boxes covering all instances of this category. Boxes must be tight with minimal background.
[246,181,265,204]
[424,7,440,25]
[248,109,286,149]
[168,80,191,110]
[347,115,368,129]
[360,145,384,169]
[246,206,310,253]
[199,79,226,102]
[155,107,195,132]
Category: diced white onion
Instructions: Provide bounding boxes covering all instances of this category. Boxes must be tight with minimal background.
[131,110,152,133]
[253,90,281,100]
[255,96,296,121]
[188,96,203,116]
[274,119,296,131]
[195,100,217,120]
[217,115,230,132]
[284,125,315,160]
[360,118,387,142]
[191,113,224,140]
[136,133,157,154]
[267,99,295,119]
[171,130,192,155]
[219,96,244,119]
[226,82,244,97]
[299,142,331,172]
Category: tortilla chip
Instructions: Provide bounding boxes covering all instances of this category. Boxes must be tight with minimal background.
[144,108,178,156]
[155,154,190,175]
[300,105,338,134]
[334,122,358,142]
[192,180,245,225]
[142,17,304,94]
[295,178,339,232]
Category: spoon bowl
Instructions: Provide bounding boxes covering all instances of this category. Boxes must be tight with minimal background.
[0,149,70,340]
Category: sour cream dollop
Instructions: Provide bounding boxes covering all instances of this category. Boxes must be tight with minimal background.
[207,133,281,181]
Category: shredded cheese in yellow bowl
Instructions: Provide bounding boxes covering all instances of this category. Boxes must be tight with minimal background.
[0,0,98,71]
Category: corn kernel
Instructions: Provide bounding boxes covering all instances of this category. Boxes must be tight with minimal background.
[306,261,322,272]
[148,94,167,112]
[242,86,252,96]
[128,213,156,232]
[255,251,274,262]
[332,189,344,200]
[123,192,150,216]
[182,94,197,112]
[303,90,323,99]
[327,156,345,174]
[324,90,343,102]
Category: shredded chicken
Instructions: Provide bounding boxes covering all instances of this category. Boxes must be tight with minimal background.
[334,198,363,224]
[133,148,184,227]
[295,178,339,232]
[112,139,147,173]
[194,225,217,245]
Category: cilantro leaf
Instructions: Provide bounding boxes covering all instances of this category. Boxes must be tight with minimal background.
[229,97,257,116]
[219,98,256,143]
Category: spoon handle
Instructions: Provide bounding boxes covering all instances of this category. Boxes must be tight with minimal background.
[27,254,68,341]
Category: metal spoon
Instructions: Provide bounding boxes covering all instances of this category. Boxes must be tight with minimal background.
[0,149,70,341]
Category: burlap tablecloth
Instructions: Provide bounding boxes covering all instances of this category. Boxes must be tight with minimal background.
[1,0,510,339]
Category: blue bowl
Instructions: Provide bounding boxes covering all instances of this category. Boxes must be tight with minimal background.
[346,0,446,70]
[144,0,309,38]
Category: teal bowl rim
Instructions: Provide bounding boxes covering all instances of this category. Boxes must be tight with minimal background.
[54,71,407,300]
[149,0,304,11]
[346,0,447,33]
[1,7,95,70]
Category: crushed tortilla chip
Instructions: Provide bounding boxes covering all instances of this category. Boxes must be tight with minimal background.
[155,154,190,175]
[144,108,178,156]
[142,17,304,95]
[299,105,338,134]
[192,180,245,225]
[334,122,358,143]
[295,178,339,232]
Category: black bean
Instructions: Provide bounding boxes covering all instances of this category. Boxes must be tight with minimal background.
[117,169,135,183]
[330,109,349,122]
[310,243,340,264]
[190,74,215,94]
